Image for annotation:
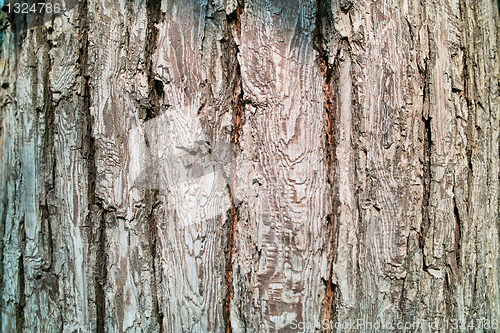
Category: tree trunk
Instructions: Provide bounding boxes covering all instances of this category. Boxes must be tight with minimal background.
[1,0,499,332]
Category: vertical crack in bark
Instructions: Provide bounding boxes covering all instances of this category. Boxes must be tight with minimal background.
[0,18,10,332]
[453,196,461,266]
[148,190,163,333]
[144,0,162,122]
[77,0,105,331]
[224,3,243,332]
[79,0,92,215]
[459,3,479,316]
[41,21,55,275]
[314,0,340,327]
[15,255,25,333]
[15,219,25,333]
[459,0,473,229]
[321,215,339,327]
[144,1,164,331]
[0,174,6,332]
[421,23,437,272]
[420,61,431,263]
[95,210,107,333]
[421,110,431,269]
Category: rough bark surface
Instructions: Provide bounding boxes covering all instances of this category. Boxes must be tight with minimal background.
[0,0,499,332]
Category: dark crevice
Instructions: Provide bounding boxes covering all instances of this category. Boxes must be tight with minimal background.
[148,189,163,333]
[405,16,414,49]
[15,255,25,333]
[420,26,434,263]
[458,3,477,296]
[144,2,164,331]
[443,270,454,320]
[15,220,25,333]
[460,0,474,222]
[154,79,164,100]
[224,205,238,333]
[321,276,338,327]
[421,114,431,273]
[459,0,481,319]
[315,0,341,328]
[421,116,431,224]
[224,2,243,332]
[41,20,55,274]
[321,212,339,328]
[158,311,164,333]
[95,209,107,333]
[78,0,93,200]
[144,0,163,122]
[0,171,6,332]
[453,196,461,265]
[77,0,106,331]
[420,55,431,262]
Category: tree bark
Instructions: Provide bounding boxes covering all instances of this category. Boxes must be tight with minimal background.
[1,0,499,332]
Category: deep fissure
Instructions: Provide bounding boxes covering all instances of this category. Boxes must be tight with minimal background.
[224,2,243,332]
[77,0,106,331]
[145,1,164,331]
[144,0,163,122]
[315,0,340,326]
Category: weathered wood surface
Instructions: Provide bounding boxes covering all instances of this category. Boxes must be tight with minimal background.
[0,0,499,332]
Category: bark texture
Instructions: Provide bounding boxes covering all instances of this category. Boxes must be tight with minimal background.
[1,0,499,332]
